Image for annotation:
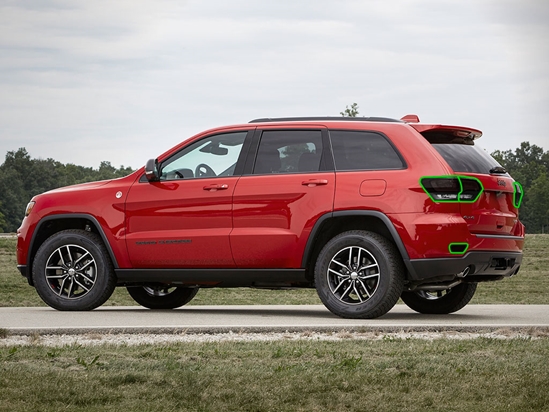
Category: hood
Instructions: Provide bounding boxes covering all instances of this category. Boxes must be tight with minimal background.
[44,179,112,194]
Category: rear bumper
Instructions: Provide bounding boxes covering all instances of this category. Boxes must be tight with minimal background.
[408,251,522,282]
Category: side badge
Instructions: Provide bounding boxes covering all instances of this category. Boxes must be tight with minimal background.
[116,191,123,199]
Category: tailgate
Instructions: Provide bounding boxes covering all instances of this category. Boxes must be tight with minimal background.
[414,124,522,236]
[459,174,520,235]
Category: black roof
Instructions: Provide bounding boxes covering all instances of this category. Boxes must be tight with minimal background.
[248,116,402,124]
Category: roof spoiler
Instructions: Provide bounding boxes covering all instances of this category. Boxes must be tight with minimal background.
[400,114,482,140]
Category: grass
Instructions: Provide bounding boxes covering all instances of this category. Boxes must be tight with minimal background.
[1,234,548,307]
[1,338,548,411]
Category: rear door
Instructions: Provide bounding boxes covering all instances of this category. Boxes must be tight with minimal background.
[231,127,335,268]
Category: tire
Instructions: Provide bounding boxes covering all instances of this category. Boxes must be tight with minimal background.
[314,230,404,319]
[32,229,116,311]
[401,282,477,314]
[126,285,199,309]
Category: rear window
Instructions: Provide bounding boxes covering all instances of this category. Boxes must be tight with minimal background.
[432,144,504,174]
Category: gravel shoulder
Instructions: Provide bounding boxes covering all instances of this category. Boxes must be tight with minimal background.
[2,328,549,347]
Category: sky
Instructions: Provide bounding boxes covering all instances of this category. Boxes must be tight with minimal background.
[1,0,548,169]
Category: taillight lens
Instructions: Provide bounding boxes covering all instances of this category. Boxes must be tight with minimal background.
[420,176,483,203]
[513,182,523,208]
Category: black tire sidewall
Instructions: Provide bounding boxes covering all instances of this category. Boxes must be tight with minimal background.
[32,230,115,311]
[315,230,403,319]
[401,283,477,314]
[126,286,199,309]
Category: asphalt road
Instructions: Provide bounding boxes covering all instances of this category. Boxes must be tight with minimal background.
[1,304,548,335]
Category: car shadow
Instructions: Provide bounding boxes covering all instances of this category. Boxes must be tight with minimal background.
[97,305,493,321]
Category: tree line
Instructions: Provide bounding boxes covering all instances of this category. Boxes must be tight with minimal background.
[0,148,133,232]
[1,140,548,233]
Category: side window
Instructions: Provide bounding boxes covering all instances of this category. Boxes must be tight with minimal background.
[330,130,404,171]
[253,130,323,174]
[160,132,246,180]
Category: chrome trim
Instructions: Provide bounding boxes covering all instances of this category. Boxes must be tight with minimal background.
[473,234,524,240]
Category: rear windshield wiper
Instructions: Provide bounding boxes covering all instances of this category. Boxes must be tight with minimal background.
[489,166,507,174]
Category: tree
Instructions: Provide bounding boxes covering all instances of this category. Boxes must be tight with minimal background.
[522,172,549,233]
[491,142,549,233]
[340,103,359,117]
[0,148,135,233]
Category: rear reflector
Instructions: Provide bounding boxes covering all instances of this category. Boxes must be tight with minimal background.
[449,242,469,255]
[420,176,484,203]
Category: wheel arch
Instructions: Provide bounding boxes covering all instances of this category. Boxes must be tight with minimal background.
[27,214,119,285]
[302,210,416,280]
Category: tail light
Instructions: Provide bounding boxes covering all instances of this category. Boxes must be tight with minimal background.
[513,182,523,208]
[420,176,483,203]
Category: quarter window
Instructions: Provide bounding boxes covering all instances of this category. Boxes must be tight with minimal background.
[330,130,404,171]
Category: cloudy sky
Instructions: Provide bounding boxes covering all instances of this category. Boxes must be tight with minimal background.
[1,0,548,169]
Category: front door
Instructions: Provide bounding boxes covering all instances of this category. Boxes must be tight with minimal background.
[125,131,248,268]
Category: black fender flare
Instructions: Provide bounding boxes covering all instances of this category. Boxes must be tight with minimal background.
[27,213,120,272]
[301,210,417,278]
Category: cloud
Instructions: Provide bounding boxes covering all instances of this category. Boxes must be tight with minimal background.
[0,0,547,169]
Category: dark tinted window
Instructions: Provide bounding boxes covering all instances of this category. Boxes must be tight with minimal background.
[433,144,504,174]
[253,130,323,174]
[330,130,404,171]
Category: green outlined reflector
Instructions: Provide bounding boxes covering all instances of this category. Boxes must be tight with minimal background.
[513,181,523,208]
[449,242,469,255]
[420,176,484,203]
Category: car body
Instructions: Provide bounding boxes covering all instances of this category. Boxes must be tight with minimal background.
[16,115,524,318]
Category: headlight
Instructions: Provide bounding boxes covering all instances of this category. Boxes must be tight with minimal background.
[25,201,36,217]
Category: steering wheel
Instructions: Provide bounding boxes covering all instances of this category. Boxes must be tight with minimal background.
[195,163,216,178]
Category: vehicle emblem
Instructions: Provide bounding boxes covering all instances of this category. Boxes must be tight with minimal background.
[116,191,123,199]
[497,180,506,187]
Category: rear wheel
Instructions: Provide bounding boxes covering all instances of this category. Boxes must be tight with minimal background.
[126,285,199,309]
[314,230,404,319]
[401,282,477,314]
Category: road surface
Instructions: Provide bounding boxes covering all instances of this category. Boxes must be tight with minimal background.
[1,304,548,335]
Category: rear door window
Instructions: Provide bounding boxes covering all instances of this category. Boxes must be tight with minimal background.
[329,130,405,171]
[252,130,323,174]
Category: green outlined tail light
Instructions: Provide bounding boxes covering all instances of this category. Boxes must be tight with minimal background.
[513,182,523,208]
[420,176,484,203]
[449,242,469,255]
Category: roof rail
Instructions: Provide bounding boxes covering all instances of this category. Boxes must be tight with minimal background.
[248,116,403,124]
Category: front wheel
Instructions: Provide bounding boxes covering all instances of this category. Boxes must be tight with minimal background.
[401,282,477,314]
[32,229,116,311]
[126,285,199,309]
[314,230,404,319]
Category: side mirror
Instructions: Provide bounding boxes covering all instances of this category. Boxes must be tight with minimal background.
[145,159,160,182]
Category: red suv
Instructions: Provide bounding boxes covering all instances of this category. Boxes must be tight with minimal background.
[16,116,524,318]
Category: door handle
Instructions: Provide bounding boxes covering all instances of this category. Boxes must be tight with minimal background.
[302,179,328,187]
[203,184,229,191]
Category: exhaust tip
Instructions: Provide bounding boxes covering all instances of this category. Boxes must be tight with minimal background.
[458,265,474,278]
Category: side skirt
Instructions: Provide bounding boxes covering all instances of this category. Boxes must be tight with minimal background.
[115,268,310,288]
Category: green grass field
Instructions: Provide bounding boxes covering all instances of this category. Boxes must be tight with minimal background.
[1,337,548,411]
[1,234,547,307]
